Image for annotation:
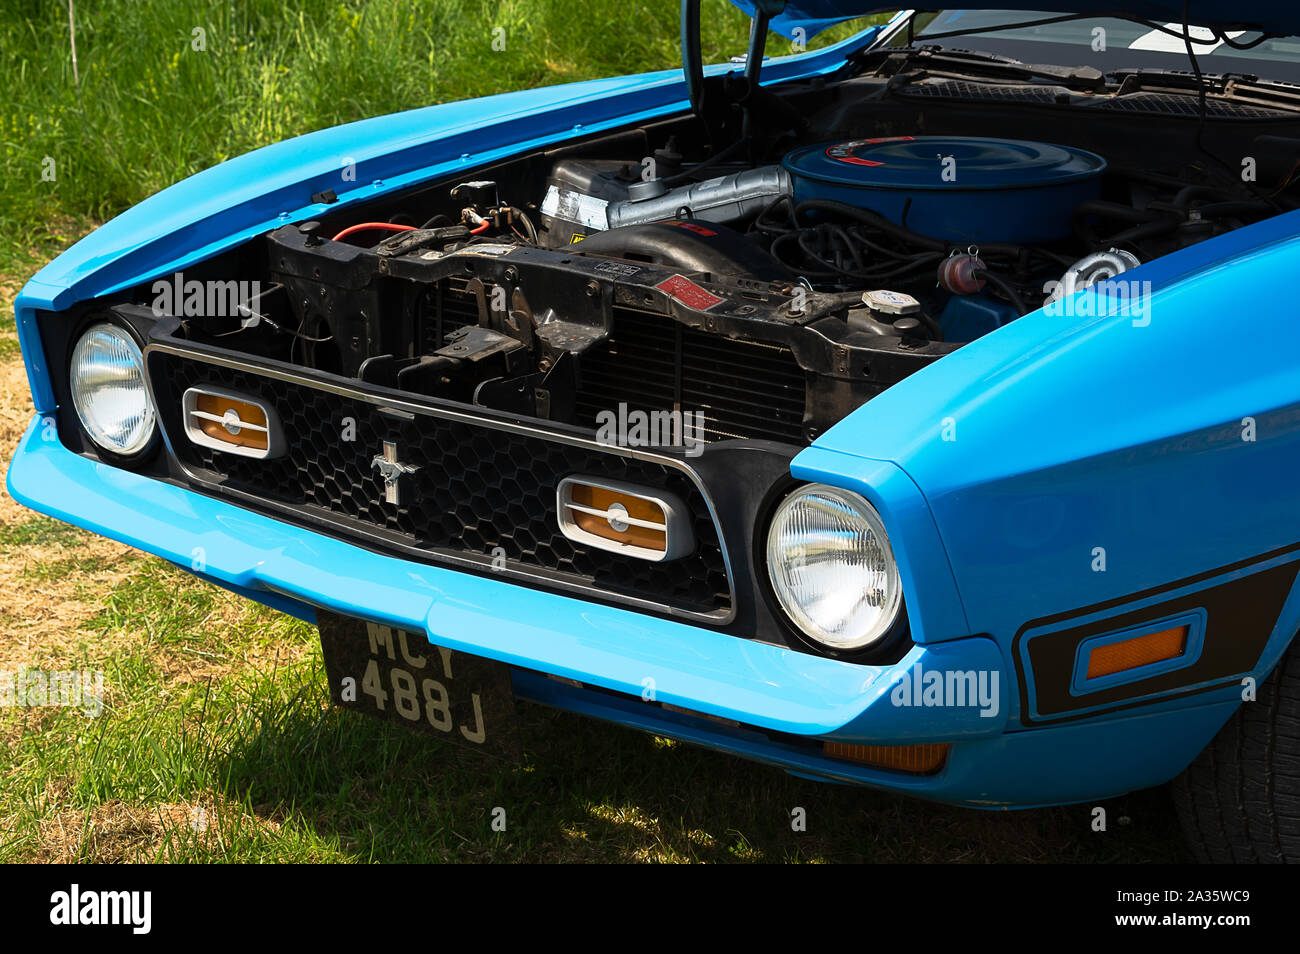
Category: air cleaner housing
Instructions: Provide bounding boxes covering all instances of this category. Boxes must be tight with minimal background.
[784,136,1107,244]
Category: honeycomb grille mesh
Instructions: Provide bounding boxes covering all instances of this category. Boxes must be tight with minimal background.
[151,351,732,616]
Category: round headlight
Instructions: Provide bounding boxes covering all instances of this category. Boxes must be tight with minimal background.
[69,322,156,457]
[766,484,902,651]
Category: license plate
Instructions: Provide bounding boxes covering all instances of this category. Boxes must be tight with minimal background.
[317,610,521,761]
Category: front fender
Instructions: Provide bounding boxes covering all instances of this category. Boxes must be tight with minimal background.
[808,210,1300,729]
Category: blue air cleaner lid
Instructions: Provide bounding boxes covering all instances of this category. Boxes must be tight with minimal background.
[783,136,1106,192]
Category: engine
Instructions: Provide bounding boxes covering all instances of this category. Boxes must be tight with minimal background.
[155,122,1283,451]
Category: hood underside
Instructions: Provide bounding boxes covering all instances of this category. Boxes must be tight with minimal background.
[729,3,1300,39]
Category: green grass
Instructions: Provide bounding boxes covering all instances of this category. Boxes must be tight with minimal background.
[0,0,882,269]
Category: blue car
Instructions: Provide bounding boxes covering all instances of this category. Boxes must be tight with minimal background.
[10,2,1300,863]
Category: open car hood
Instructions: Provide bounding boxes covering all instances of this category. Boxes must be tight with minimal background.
[729,3,1300,39]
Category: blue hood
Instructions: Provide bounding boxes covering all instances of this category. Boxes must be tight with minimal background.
[731,2,1299,38]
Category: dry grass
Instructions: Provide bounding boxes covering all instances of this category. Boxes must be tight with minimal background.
[33,795,284,863]
[0,273,142,676]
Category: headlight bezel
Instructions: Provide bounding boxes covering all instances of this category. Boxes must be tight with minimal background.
[66,316,159,463]
[761,481,909,659]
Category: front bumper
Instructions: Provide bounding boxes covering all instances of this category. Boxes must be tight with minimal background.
[6,416,1238,807]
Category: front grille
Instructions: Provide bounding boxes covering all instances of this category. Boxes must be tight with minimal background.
[575,308,807,444]
[149,348,733,619]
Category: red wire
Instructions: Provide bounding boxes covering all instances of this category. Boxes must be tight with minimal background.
[330,222,416,242]
[469,220,492,234]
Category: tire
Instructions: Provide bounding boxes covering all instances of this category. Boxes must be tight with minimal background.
[1171,635,1300,863]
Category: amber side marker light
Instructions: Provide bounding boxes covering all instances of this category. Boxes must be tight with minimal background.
[1085,625,1188,679]
[823,742,950,775]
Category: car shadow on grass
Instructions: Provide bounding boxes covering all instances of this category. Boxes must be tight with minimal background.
[211,683,1195,863]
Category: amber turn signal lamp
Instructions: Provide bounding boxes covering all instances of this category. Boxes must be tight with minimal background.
[1086,625,1188,679]
[569,483,667,551]
[181,386,283,459]
[556,476,694,562]
[823,741,950,775]
[194,393,269,449]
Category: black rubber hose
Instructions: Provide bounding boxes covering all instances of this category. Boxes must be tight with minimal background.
[844,224,939,262]
[773,231,943,283]
[973,269,1030,317]
[770,232,842,279]
[916,309,945,342]
[1173,184,1232,208]
[793,198,1069,268]
[790,226,941,278]
[828,223,866,271]
[1072,199,1173,246]
[662,136,750,186]
[1073,199,1167,227]
[794,199,949,251]
[753,194,797,233]
[780,199,1080,293]
[798,230,845,273]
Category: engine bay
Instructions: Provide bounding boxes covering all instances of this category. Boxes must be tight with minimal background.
[153,43,1300,450]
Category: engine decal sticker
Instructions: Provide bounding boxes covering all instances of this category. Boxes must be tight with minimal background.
[825,136,916,166]
[667,221,718,236]
[540,184,609,230]
[655,274,724,311]
[593,260,642,278]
